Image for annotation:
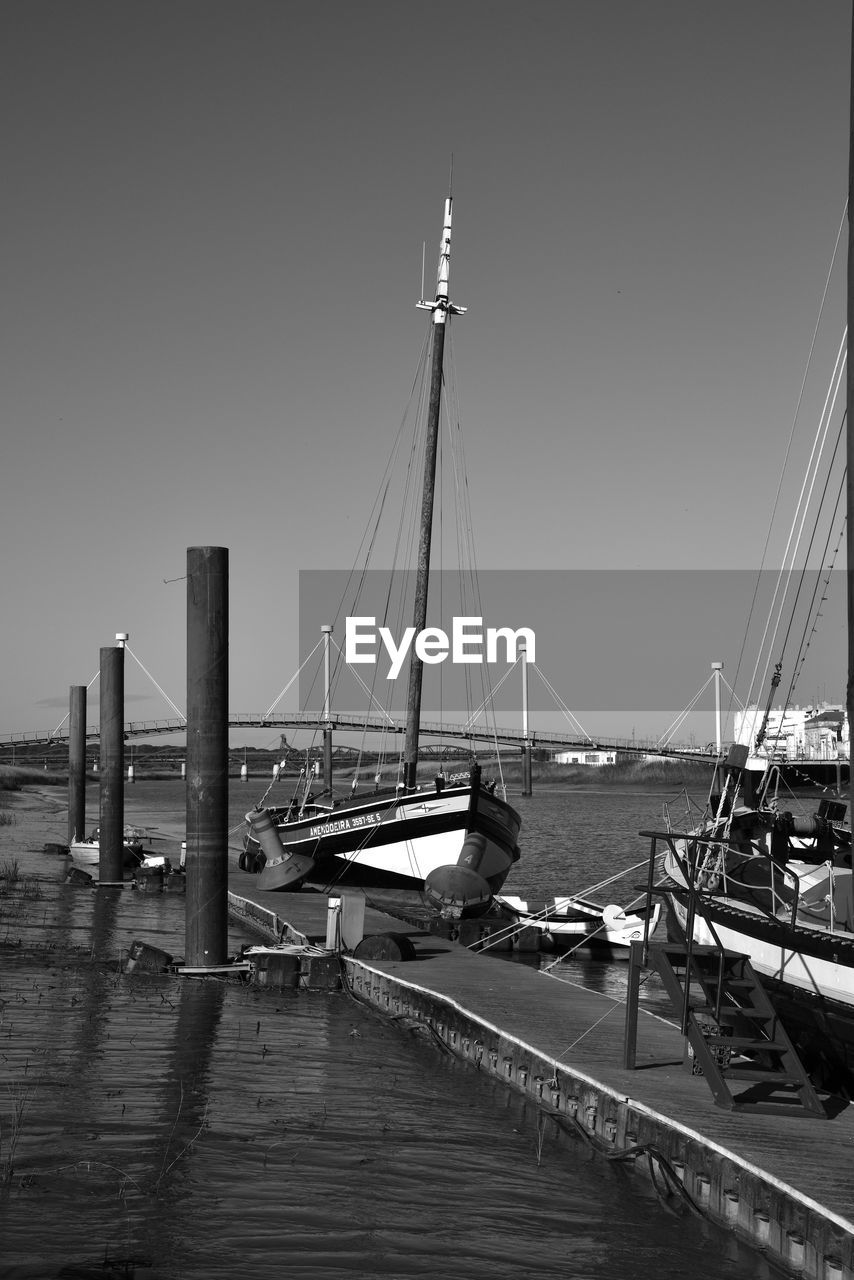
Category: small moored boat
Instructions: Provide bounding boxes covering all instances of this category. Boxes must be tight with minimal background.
[69,825,148,868]
[496,893,660,954]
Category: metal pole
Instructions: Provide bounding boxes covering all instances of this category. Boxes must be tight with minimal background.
[712,662,723,754]
[185,546,229,968]
[99,637,125,882]
[322,624,333,795]
[521,643,532,796]
[68,685,87,843]
[404,195,463,789]
[403,318,445,787]
[848,13,854,825]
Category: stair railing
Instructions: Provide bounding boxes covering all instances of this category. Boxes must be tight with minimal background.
[640,830,747,1030]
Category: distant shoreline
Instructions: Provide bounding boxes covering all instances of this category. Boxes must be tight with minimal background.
[1,755,716,795]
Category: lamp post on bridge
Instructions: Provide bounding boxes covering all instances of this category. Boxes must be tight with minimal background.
[712,662,723,755]
[521,642,532,797]
[322,624,333,796]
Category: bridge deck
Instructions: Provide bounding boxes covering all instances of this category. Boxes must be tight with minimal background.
[0,711,714,760]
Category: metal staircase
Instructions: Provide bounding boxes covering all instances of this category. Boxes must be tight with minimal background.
[648,940,826,1118]
[624,825,827,1119]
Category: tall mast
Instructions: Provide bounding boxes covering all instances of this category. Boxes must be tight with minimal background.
[403,196,466,789]
[848,9,854,821]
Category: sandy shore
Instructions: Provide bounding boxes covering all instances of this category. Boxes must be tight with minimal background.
[0,783,189,876]
[0,785,69,871]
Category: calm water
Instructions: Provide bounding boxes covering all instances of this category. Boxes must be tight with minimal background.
[0,780,774,1279]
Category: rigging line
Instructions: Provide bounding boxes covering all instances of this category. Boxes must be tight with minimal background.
[655,673,715,748]
[530,665,592,740]
[329,329,432,633]
[464,657,520,729]
[746,338,845,727]
[790,501,846,699]
[263,637,324,719]
[51,670,100,735]
[439,327,472,701]
[742,333,847,740]
[550,991,626,1057]
[774,451,847,728]
[329,636,396,723]
[323,332,432,742]
[124,645,185,721]
[448,364,481,730]
[717,672,744,711]
[724,201,847,727]
[757,202,847,574]
[752,344,846,723]
[571,859,653,903]
[388,335,432,595]
[773,409,846,690]
[443,322,491,726]
[352,332,432,745]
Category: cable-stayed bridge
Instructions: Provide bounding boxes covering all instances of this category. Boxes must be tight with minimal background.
[0,711,717,762]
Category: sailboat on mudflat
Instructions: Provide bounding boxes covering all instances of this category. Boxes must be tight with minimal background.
[239,196,522,918]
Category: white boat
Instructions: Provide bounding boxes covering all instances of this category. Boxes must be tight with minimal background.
[496,893,661,953]
[240,195,521,917]
[69,825,148,868]
[652,746,854,1091]
[632,19,854,1097]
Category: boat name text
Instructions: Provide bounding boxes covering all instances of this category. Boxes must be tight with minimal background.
[310,811,382,837]
[345,617,536,679]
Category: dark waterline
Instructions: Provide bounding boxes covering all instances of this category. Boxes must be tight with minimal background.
[0,782,775,1278]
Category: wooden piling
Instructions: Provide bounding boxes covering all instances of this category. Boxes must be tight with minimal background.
[522,743,533,796]
[185,546,229,968]
[67,685,86,843]
[98,643,125,881]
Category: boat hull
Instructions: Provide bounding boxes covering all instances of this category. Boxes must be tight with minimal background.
[242,783,521,912]
[69,833,145,868]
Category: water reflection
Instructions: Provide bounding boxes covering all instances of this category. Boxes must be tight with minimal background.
[0,872,774,1280]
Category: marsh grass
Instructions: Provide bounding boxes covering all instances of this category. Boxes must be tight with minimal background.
[453,755,715,790]
[0,765,67,788]
[0,859,42,905]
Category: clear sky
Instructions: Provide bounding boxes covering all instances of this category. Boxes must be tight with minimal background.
[2,1,851,746]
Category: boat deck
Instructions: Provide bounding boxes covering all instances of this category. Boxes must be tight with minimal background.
[228,865,854,1279]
